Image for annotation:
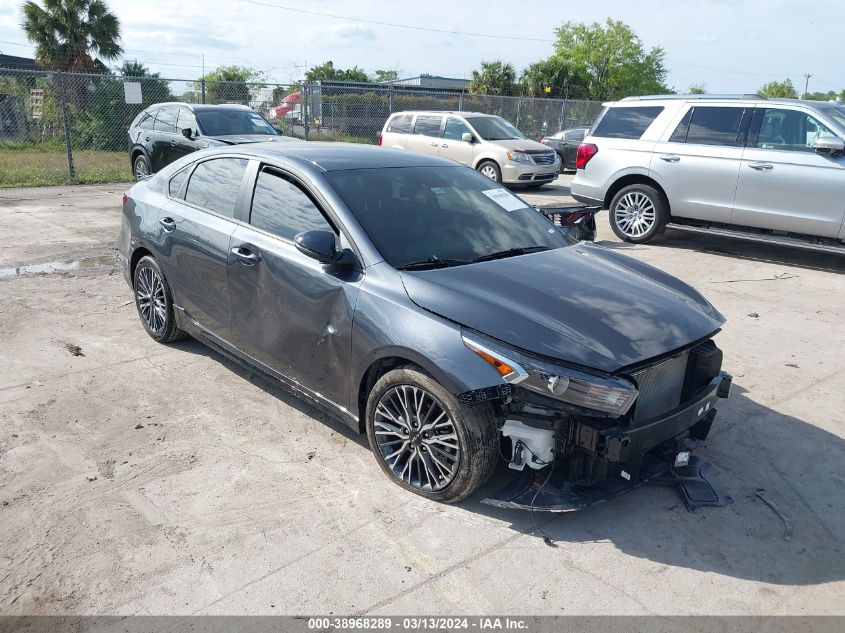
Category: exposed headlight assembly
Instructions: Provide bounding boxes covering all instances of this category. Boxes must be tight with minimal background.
[463,334,637,416]
[507,150,531,163]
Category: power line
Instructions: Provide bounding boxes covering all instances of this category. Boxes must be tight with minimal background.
[238,0,555,43]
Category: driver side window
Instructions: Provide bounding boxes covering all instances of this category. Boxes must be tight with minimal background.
[755,108,837,153]
[443,117,471,141]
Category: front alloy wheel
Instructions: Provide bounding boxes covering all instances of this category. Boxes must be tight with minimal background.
[373,385,460,491]
[477,160,501,182]
[365,367,498,503]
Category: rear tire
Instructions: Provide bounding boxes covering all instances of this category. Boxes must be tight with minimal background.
[608,183,668,243]
[365,367,498,504]
[476,160,502,183]
[133,153,151,180]
[133,255,187,344]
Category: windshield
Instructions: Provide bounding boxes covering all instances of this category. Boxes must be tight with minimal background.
[196,109,279,136]
[326,166,568,269]
[818,104,845,133]
[465,116,525,141]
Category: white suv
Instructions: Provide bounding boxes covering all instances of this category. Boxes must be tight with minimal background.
[379,111,560,188]
[571,95,845,251]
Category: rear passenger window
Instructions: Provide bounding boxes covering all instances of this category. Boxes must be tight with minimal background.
[387,114,413,133]
[592,107,663,139]
[414,115,442,137]
[685,107,745,146]
[168,168,189,197]
[137,111,155,130]
[250,169,333,240]
[185,158,248,217]
[153,107,178,133]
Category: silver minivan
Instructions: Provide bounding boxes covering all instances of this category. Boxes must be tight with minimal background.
[571,95,845,251]
[379,111,560,187]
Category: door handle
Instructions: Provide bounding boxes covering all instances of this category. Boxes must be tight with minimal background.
[159,217,176,232]
[440,143,448,148]
[659,155,680,162]
[231,246,261,266]
[144,136,150,142]
[169,139,177,146]
[748,163,773,170]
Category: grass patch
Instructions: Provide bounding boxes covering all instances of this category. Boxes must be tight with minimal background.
[0,145,132,187]
[305,132,375,144]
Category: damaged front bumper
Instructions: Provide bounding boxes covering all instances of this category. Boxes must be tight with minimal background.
[481,371,733,512]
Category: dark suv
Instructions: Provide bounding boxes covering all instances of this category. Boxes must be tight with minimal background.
[128,102,295,179]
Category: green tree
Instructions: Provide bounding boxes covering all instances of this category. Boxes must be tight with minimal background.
[200,65,263,105]
[689,83,707,94]
[550,20,670,100]
[758,78,798,99]
[73,61,174,150]
[372,69,398,83]
[519,57,588,98]
[306,61,369,82]
[21,0,123,72]
[468,60,516,96]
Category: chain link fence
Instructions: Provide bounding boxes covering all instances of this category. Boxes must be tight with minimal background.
[0,67,603,192]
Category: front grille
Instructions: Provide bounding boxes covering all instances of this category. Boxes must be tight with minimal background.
[529,151,556,165]
[630,351,689,423]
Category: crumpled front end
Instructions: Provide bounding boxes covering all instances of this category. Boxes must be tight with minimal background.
[460,335,733,511]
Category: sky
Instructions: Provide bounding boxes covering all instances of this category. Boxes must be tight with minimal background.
[0,0,843,96]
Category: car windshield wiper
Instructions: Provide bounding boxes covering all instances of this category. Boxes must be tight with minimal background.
[395,257,471,271]
[471,246,550,263]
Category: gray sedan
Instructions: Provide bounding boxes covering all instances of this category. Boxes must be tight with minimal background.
[119,143,731,509]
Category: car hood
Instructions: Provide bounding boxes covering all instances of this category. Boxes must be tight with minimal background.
[399,244,725,374]
[205,134,300,145]
[485,138,554,152]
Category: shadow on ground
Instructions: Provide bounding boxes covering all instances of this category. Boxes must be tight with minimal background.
[172,336,844,588]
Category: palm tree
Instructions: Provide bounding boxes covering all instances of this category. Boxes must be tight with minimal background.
[22,0,123,72]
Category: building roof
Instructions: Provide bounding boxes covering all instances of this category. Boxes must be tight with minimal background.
[0,54,38,70]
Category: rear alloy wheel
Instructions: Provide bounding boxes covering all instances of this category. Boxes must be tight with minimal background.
[133,255,186,343]
[609,184,668,243]
[476,160,501,183]
[133,154,151,180]
[365,367,498,503]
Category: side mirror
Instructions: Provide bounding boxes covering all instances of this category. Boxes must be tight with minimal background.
[814,136,845,156]
[461,132,473,143]
[181,127,195,140]
[294,230,356,266]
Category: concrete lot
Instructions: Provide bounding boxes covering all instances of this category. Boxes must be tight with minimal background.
[1,176,844,616]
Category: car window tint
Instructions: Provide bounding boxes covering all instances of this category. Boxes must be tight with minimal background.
[168,168,189,197]
[176,108,199,135]
[593,107,663,139]
[250,169,333,240]
[443,117,471,141]
[755,108,837,153]
[184,158,248,217]
[669,109,693,143]
[685,107,745,145]
[566,129,585,141]
[153,107,178,133]
[413,115,442,137]
[137,111,155,130]
[387,114,413,134]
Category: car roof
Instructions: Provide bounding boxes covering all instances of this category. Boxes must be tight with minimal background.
[207,141,456,171]
[145,102,253,112]
[613,95,840,111]
[391,111,494,118]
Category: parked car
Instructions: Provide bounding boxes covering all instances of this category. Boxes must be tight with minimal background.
[128,102,297,180]
[379,111,560,188]
[541,127,589,171]
[571,94,845,250]
[119,142,731,509]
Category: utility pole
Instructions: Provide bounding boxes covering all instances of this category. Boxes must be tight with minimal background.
[803,73,812,100]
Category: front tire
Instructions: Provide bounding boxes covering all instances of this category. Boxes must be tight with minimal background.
[365,367,498,503]
[476,160,502,183]
[133,255,187,343]
[608,183,668,243]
